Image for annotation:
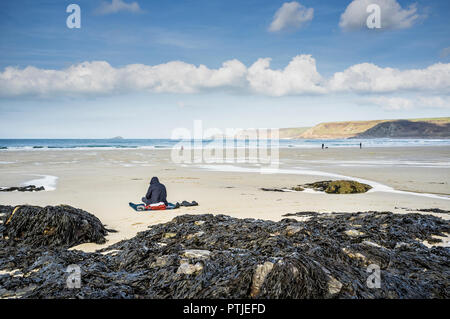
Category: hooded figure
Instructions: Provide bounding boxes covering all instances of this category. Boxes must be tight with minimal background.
[142,177,168,205]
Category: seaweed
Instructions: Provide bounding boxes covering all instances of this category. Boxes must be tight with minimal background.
[0,205,112,248]
[261,180,371,194]
[282,212,320,217]
[0,185,45,192]
[260,188,287,192]
[302,180,372,194]
[415,208,450,214]
[0,209,449,299]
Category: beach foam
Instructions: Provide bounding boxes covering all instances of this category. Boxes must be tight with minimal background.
[22,175,58,191]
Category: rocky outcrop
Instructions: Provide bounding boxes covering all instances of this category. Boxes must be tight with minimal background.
[261,180,372,194]
[0,185,45,192]
[1,211,449,299]
[302,180,372,194]
[0,205,112,248]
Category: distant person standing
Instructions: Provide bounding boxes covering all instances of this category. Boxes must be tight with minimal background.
[321,143,324,150]
[360,142,362,149]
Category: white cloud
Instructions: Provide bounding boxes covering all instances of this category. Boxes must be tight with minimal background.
[367,96,413,110]
[367,96,450,110]
[269,2,314,32]
[97,0,142,15]
[247,55,324,95]
[0,60,247,97]
[416,96,450,109]
[339,0,421,30]
[1,56,449,98]
[328,62,450,93]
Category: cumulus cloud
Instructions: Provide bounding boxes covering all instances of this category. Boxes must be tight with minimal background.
[97,0,142,15]
[328,62,450,93]
[1,56,449,98]
[366,96,413,110]
[0,60,247,97]
[268,2,314,32]
[367,96,450,110]
[247,55,324,95]
[339,0,421,30]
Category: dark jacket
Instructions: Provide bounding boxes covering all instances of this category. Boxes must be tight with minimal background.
[145,177,168,205]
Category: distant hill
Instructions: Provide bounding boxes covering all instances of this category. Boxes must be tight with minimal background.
[224,117,449,139]
[297,117,450,139]
[299,120,385,139]
[353,119,450,139]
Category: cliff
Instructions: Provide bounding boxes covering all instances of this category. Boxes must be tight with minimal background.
[353,119,450,139]
[297,117,450,139]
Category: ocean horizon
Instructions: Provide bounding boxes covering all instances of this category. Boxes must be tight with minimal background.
[1,138,450,151]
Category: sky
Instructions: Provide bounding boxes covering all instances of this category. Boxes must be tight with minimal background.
[0,0,449,138]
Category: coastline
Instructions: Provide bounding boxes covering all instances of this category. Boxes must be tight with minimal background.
[1,137,450,152]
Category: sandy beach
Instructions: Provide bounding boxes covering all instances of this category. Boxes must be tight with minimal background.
[1,146,449,252]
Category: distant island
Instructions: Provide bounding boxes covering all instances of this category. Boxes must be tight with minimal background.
[109,136,124,140]
[234,117,450,139]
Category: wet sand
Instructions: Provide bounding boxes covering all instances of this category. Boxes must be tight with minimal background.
[0,146,449,251]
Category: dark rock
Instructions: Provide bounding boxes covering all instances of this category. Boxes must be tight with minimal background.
[260,187,303,192]
[0,205,112,248]
[0,211,449,299]
[262,181,371,194]
[302,180,372,194]
[415,208,450,214]
[283,212,320,217]
[260,188,286,192]
[0,185,45,192]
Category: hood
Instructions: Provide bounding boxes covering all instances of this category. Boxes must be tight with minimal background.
[150,177,160,185]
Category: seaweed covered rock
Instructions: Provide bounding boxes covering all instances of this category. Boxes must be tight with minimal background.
[0,211,449,299]
[0,185,45,192]
[261,180,371,194]
[0,205,111,248]
[302,180,372,194]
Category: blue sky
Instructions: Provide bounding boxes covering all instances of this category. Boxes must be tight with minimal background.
[0,0,449,138]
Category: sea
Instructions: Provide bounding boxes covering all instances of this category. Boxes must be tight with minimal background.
[0,138,449,151]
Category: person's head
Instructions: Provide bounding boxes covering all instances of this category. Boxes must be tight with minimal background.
[150,176,160,184]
